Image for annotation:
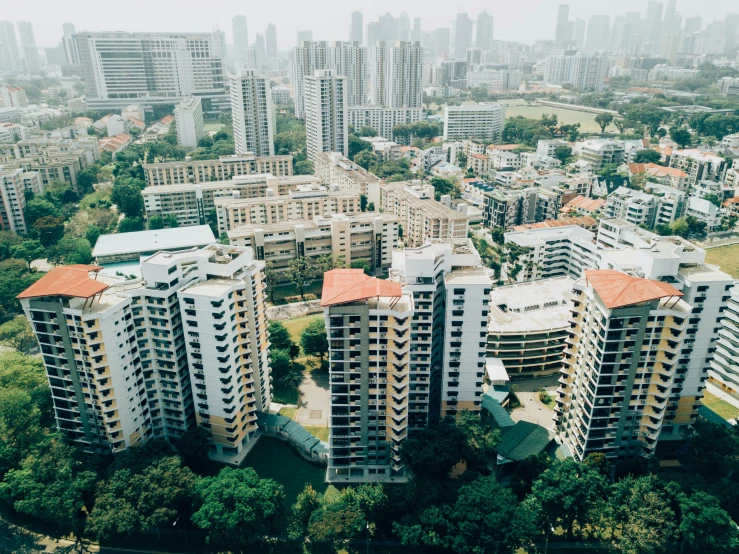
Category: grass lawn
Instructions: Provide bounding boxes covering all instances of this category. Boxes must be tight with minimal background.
[204,121,224,132]
[241,437,327,510]
[282,313,323,344]
[270,280,324,304]
[305,426,329,441]
[701,391,739,420]
[279,406,297,419]
[705,244,739,278]
[501,99,605,134]
[272,382,300,404]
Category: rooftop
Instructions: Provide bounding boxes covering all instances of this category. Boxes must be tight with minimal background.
[17,265,108,300]
[489,277,574,334]
[321,269,403,307]
[585,269,683,309]
[511,216,598,232]
[92,225,215,258]
[496,421,553,463]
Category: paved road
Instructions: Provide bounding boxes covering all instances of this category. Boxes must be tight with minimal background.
[510,375,559,429]
[296,369,329,427]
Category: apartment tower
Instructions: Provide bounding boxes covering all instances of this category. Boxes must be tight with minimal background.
[230,69,275,157]
[304,69,348,161]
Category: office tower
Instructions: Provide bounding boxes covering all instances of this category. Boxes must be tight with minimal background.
[397,12,411,42]
[573,18,586,48]
[18,245,271,457]
[452,13,473,59]
[255,33,266,61]
[62,23,80,65]
[585,15,611,51]
[322,268,413,482]
[304,70,347,160]
[0,21,22,71]
[554,270,690,463]
[230,69,275,157]
[76,32,226,112]
[290,41,330,119]
[412,18,422,42]
[443,102,506,143]
[174,97,206,148]
[371,41,423,109]
[297,30,313,45]
[17,22,40,71]
[330,41,368,107]
[476,12,494,50]
[645,1,664,47]
[350,11,363,44]
[435,28,451,60]
[266,24,277,59]
[366,23,379,48]
[233,16,249,62]
[555,5,573,46]
[663,0,678,33]
[378,13,397,42]
[683,16,702,36]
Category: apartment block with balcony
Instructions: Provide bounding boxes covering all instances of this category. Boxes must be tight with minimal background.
[322,269,414,482]
[143,154,294,186]
[0,168,42,235]
[554,270,690,463]
[314,152,381,206]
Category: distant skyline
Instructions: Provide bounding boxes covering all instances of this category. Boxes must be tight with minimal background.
[3,0,737,50]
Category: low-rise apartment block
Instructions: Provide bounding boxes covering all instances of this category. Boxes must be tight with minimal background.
[442,102,505,143]
[346,106,423,143]
[18,244,271,460]
[380,182,469,247]
[668,149,727,185]
[144,154,294,186]
[314,152,381,206]
[227,213,398,279]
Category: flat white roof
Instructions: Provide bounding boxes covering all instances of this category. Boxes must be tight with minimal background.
[93,225,215,258]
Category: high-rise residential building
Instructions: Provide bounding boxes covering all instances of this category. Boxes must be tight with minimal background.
[442,102,506,143]
[371,41,423,109]
[76,32,227,112]
[304,70,348,161]
[330,41,368,107]
[574,18,586,48]
[143,155,293,187]
[0,21,22,71]
[297,30,313,45]
[645,0,664,48]
[554,270,690,463]
[18,244,271,458]
[174,97,206,148]
[585,15,611,51]
[290,41,330,120]
[412,18,422,43]
[555,5,573,46]
[435,28,451,60]
[350,11,363,44]
[62,23,80,65]
[544,52,608,91]
[17,22,40,71]
[0,85,29,108]
[232,16,249,63]
[476,12,494,50]
[0,168,42,235]
[230,70,275,157]
[265,24,277,59]
[345,106,422,143]
[452,13,473,59]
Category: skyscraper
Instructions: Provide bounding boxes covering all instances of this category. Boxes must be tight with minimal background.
[232,15,249,63]
[297,30,313,45]
[304,69,348,160]
[230,69,275,157]
[0,21,22,71]
[266,24,277,59]
[398,12,411,42]
[290,41,330,119]
[371,41,423,109]
[17,22,40,71]
[585,15,611,51]
[476,12,494,50]
[412,18,422,42]
[330,41,368,106]
[645,0,664,47]
[452,13,473,59]
[574,18,586,48]
[350,11,363,44]
[555,4,573,46]
[435,27,451,60]
[62,23,80,65]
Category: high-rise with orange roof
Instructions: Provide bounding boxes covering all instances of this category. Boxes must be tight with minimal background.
[554,270,690,462]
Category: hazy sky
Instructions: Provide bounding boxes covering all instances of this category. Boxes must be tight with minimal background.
[3,0,737,49]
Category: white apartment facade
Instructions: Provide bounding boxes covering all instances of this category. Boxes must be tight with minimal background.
[230,70,275,157]
[314,152,381,206]
[304,70,348,161]
[443,102,505,143]
[143,154,293,186]
[346,106,423,142]
[174,97,206,148]
[0,168,42,235]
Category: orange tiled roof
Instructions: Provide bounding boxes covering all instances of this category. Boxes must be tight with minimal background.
[566,196,606,211]
[321,269,402,307]
[511,216,598,231]
[469,153,489,160]
[160,115,175,125]
[723,197,739,206]
[628,163,687,179]
[17,265,107,300]
[487,144,520,150]
[585,269,682,309]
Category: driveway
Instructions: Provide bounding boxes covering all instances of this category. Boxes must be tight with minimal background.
[296,370,329,427]
[510,375,559,429]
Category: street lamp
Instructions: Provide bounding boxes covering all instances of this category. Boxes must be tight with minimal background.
[544,523,555,554]
[173,513,189,550]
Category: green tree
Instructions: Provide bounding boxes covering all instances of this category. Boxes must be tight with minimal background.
[677,490,739,554]
[317,253,346,273]
[294,159,314,175]
[300,318,328,365]
[8,240,45,264]
[627,106,666,137]
[264,261,277,303]
[0,388,44,475]
[634,149,662,164]
[429,177,460,200]
[119,217,145,233]
[400,422,469,478]
[50,236,93,265]
[0,351,52,427]
[670,127,692,149]
[358,126,377,137]
[595,113,615,134]
[192,467,284,550]
[456,151,468,167]
[528,459,607,540]
[703,193,723,208]
[360,194,368,212]
[553,145,573,164]
[0,316,36,354]
[268,321,294,351]
[148,215,164,230]
[164,214,179,228]
[0,259,42,321]
[175,427,211,475]
[24,199,60,230]
[491,227,505,245]
[597,163,618,177]
[111,184,145,218]
[354,150,377,170]
[33,215,65,247]
[349,135,373,159]
[269,349,294,382]
[1,438,97,542]
[286,256,314,301]
[289,484,321,541]
[350,258,372,275]
[86,225,102,247]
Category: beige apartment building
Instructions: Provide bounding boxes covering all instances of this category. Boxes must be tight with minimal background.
[314,152,381,206]
[215,185,362,234]
[227,213,398,280]
[381,181,469,247]
[143,154,294,186]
